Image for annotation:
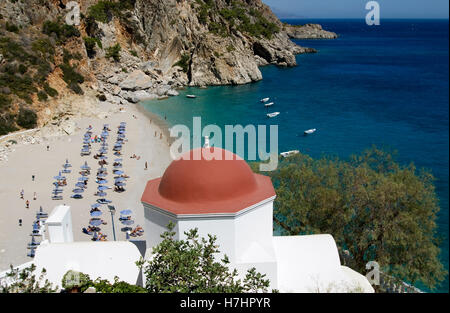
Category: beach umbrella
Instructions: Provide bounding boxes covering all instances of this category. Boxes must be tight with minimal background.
[62,169,71,174]
[98,185,109,191]
[75,182,86,189]
[114,158,123,162]
[99,155,108,160]
[115,177,125,182]
[115,182,126,187]
[91,203,101,209]
[114,164,122,168]
[89,219,102,227]
[120,209,132,216]
[71,194,83,199]
[97,179,108,184]
[78,177,89,182]
[96,191,107,197]
[99,149,108,154]
[73,188,84,194]
[63,163,71,168]
[121,220,134,226]
[113,170,124,175]
[90,211,103,217]
[97,173,107,178]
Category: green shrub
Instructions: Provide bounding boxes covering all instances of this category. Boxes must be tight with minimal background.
[5,22,19,33]
[60,63,84,95]
[0,94,11,110]
[129,50,138,57]
[37,90,48,102]
[43,83,58,98]
[83,37,102,58]
[0,113,18,136]
[105,43,121,62]
[174,53,190,73]
[16,108,37,129]
[42,20,80,43]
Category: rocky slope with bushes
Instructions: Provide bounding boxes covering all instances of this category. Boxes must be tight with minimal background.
[0,0,336,136]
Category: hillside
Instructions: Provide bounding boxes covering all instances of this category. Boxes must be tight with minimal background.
[0,0,337,136]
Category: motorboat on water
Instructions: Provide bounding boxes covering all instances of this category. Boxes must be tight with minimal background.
[267,112,280,118]
[261,97,270,103]
[186,95,197,98]
[280,150,300,158]
[265,102,274,107]
[304,128,317,135]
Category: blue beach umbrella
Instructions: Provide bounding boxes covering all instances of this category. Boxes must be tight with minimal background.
[89,219,102,226]
[115,177,125,182]
[73,188,84,194]
[90,211,103,217]
[114,164,122,168]
[121,220,134,226]
[96,191,107,197]
[91,203,101,209]
[78,177,89,181]
[120,209,132,215]
[97,173,107,178]
[97,179,108,184]
[98,185,109,191]
[115,182,126,187]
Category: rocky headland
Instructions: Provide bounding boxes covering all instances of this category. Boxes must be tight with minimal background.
[0,0,337,142]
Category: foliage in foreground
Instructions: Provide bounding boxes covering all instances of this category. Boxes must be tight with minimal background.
[252,147,447,290]
[2,225,270,293]
[138,223,270,293]
[0,264,56,293]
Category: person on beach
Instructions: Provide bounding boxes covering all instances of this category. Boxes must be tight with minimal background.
[47,145,49,151]
[20,189,24,199]
[145,161,148,170]
[33,192,37,200]
[26,200,29,209]
[19,219,22,226]
[32,175,35,181]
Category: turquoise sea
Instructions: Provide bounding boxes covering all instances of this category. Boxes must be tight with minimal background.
[142,19,449,292]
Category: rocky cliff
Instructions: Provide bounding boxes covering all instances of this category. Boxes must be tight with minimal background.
[0,0,336,135]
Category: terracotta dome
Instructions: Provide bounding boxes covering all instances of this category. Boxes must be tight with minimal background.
[159,148,258,202]
[141,147,276,215]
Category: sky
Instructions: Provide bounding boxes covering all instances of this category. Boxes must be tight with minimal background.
[263,0,450,19]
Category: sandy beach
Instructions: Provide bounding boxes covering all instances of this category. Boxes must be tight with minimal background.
[0,100,172,271]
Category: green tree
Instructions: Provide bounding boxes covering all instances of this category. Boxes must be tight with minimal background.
[0,264,56,293]
[139,223,271,293]
[255,147,446,290]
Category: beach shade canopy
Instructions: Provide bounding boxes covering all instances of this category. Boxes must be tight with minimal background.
[99,155,108,160]
[63,163,72,168]
[96,191,107,197]
[97,179,108,184]
[75,182,86,188]
[98,185,109,191]
[115,177,125,182]
[90,211,103,217]
[81,164,90,170]
[89,219,102,226]
[73,188,84,194]
[78,177,89,181]
[97,173,107,178]
[121,220,134,226]
[113,170,124,175]
[62,169,71,174]
[99,149,108,154]
[120,209,132,215]
[91,203,101,209]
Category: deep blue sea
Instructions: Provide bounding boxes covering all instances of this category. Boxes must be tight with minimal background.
[142,19,449,292]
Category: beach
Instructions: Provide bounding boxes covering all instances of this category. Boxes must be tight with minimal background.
[0,99,172,271]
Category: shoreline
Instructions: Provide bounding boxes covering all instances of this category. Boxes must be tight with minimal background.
[0,98,172,271]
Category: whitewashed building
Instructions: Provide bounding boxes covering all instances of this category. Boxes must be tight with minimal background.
[141,147,374,293]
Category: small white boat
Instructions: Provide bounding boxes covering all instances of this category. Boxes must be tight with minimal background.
[265,102,274,107]
[261,97,270,103]
[304,128,317,135]
[186,95,197,99]
[280,150,299,158]
[267,112,280,118]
